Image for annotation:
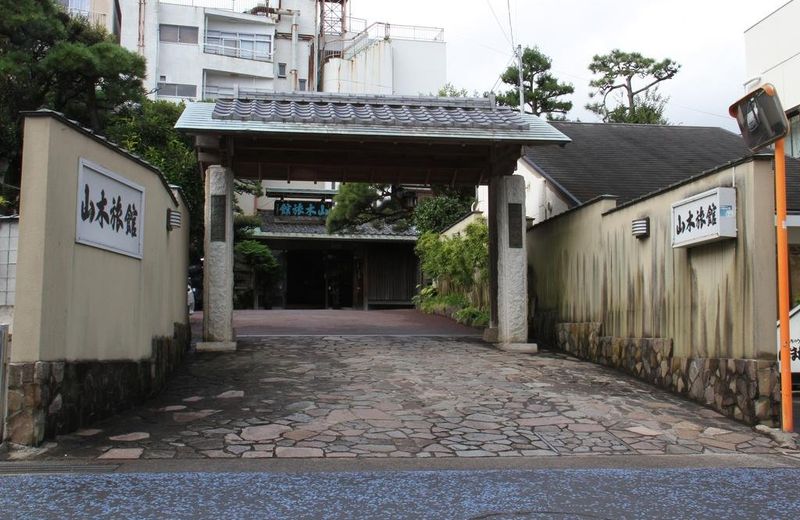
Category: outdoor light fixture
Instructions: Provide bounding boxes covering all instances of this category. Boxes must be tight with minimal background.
[631,217,649,239]
[167,208,182,231]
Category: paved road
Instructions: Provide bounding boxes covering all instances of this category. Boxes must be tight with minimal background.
[2,466,799,519]
[190,309,481,337]
[11,336,798,462]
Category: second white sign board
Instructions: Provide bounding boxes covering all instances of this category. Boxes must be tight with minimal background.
[671,187,737,248]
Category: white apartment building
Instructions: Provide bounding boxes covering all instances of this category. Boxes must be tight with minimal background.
[58,0,122,38]
[118,0,315,100]
[745,0,800,157]
[115,0,446,103]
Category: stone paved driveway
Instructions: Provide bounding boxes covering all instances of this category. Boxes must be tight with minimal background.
[23,336,800,461]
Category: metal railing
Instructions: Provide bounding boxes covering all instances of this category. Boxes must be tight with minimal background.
[204,85,273,100]
[159,0,272,11]
[203,42,272,62]
[63,7,108,27]
[204,85,235,100]
[341,22,444,60]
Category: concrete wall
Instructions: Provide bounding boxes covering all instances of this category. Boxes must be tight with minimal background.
[528,158,780,424]
[323,40,394,94]
[476,159,572,223]
[5,113,191,445]
[322,37,447,96]
[13,114,190,363]
[390,39,447,96]
[745,0,800,111]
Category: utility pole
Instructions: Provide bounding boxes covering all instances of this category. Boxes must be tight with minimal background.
[517,45,525,115]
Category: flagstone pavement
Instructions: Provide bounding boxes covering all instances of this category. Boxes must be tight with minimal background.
[15,336,800,461]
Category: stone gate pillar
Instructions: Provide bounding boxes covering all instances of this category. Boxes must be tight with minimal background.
[488,174,530,346]
[199,165,236,351]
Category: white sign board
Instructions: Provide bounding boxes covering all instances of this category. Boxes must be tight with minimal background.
[777,305,800,373]
[671,187,737,248]
[76,159,145,259]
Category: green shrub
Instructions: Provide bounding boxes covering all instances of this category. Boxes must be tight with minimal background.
[454,306,490,328]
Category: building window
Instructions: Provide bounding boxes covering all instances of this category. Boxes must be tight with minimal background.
[278,63,287,78]
[205,30,272,61]
[160,24,199,44]
[789,112,800,159]
[298,79,307,91]
[59,0,89,14]
[156,82,197,98]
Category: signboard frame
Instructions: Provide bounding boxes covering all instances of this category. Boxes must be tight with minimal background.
[75,158,146,259]
[671,187,737,249]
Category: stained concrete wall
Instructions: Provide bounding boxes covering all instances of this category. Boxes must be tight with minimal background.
[12,113,190,363]
[528,157,777,361]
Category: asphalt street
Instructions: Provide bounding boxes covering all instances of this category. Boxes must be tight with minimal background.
[1,466,799,519]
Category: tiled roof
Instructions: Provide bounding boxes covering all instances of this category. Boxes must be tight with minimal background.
[254,213,418,242]
[176,94,571,144]
[524,122,756,206]
[212,96,529,130]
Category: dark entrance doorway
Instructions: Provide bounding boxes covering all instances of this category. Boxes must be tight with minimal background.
[286,250,325,308]
[285,249,355,309]
[324,250,353,308]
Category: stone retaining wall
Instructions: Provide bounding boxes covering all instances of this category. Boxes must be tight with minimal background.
[555,322,780,426]
[4,322,190,446]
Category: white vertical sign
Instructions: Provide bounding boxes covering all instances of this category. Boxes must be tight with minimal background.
[76,158,145,259]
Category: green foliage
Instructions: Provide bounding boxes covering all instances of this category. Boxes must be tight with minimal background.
[412,193,473,234]
[326,183,411,233]
[234,214,263,240]
[232,217,280,309]
[0,0,146,186]
[415,218,490,328]
[586,49,680,124]
[437,83,469,97]
[496,47,574,119]
[234,239,278,276]
[104,99,203,259]
[454,306,490,328]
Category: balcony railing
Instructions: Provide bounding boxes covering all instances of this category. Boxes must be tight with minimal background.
[203,42,272,62]
[341,22,444,60]
[204,85,273,100]
[204,85,235,100]
[63,7,108,27]
[159,0,273,11]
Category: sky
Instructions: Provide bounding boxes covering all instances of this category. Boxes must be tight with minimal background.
[349,0,789,132]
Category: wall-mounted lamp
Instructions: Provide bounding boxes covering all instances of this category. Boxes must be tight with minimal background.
[632,217,649,239]
[167,208,182,231]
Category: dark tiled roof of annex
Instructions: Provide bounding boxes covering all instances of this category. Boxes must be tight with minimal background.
[256,213,417,241]
[521,122,788,206]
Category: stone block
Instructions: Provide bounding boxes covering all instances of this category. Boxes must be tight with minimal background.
[51,362,65,384]
[483,328,499,344]
[6,389,24,414]
[34,361,50,382]
[22,383,42,408]
[48,393,63,414]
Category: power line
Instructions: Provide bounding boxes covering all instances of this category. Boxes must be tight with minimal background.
[506,0,516,49]
[485,0,512,47]
[489,54,517,94]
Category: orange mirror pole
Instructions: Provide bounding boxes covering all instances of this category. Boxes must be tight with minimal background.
[775,137,794,432]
